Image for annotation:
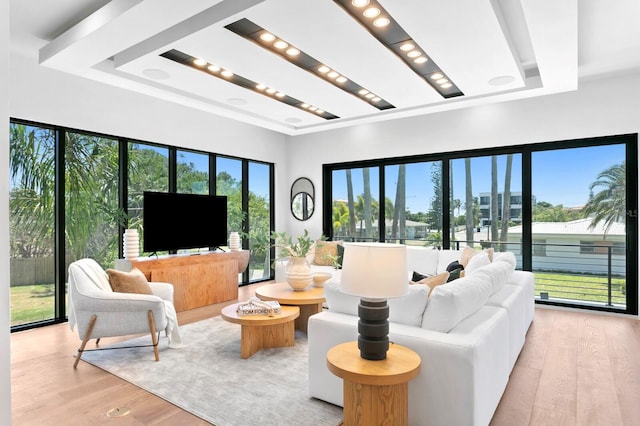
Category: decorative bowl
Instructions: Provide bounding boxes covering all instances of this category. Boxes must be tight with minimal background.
[312,272,332,288]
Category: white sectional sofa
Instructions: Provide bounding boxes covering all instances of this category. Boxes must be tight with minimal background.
[308,246,534,426]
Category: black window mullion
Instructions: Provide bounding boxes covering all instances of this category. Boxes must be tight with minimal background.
[55,129,66,321]
[378,165,385,242]
[442,158,451,249]
[521,151,532,271]
[118,138,128,259]
[241,160,250,283]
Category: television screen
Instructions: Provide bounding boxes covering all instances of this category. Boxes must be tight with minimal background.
[142,191,228,253]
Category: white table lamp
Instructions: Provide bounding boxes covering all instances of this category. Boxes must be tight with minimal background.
[341,242,408,360]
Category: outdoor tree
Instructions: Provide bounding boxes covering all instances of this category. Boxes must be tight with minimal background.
[583,161,626,238]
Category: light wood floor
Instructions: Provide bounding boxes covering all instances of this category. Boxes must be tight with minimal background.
[11,284,640,426]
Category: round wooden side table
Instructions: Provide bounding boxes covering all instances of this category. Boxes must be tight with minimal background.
[255,282,325,333]
[221,303,299,359]
[327,341,421,426]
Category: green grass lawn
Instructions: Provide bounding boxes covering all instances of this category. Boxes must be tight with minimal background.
[10,284,56,327]
[534,271,626,305]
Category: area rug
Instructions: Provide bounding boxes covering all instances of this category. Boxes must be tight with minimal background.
[81,316,343,426]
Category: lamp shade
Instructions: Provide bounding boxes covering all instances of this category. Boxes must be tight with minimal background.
[341,243,408,299]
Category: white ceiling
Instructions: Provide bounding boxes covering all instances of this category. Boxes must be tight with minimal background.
[9,0,640,136]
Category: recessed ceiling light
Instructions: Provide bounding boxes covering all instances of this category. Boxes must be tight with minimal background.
[488,75,516,86]
[142,69,170,80]
[301,103,310,108]
[336,76,348,83]
[309,106,317,111]
[260,32,276,42]
[275,92,285,97]
[431,73,444,80]
[266,88,277,94]
[359,89,369,95]
[316,109,325,114]
[372,97,381,102]
[373,17,390,27]
[256,84,266,90]
[327,71,339,79]
[207,65,221,72]
[193,58,207,66]
[352,0,369,7]
[399,43,415,51]
[407,50,421,58]
[365,93,375,99]
[441,83,453,88]
[436,78,448,84]
[414,57,428,64]
[363,7,380,18]
[221,70,233,77]
[286,48,300,56]
[274,40,288,49]
[318,65,330,73]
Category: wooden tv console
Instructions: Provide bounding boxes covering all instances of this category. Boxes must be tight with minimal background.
[120,250,249,312]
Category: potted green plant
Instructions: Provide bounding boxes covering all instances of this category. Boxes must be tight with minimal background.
[271,230,323,291]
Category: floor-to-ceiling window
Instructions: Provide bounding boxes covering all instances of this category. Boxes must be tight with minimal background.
[531,143,628,309]
[128,143,169,256]
[9,119,275,330]
[248,161,273,280]
[323,135,637,315]
[450,153,523,266]
[9,123,56,327]
[331,166,380,241]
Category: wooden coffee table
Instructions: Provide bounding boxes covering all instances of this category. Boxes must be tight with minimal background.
[220,303,300,359]
[327,341,421,426]
[255,282,325,333]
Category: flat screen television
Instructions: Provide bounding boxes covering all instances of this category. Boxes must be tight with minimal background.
[142,191,228,253]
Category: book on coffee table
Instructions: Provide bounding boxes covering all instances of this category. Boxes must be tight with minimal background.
[236,297,281,316]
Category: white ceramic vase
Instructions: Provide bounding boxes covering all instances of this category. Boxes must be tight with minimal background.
[229,232,240,251]
[123,229,139,260]
[286,256,313,291]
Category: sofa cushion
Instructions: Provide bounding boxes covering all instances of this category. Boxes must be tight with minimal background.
[465,250,491,274]
[106,268,153,295]
[459,246,477,268]
[416,272,450,297]
[436,249,461,273]
[493,251,516,268]
[467,258,514,295]
[406,246,439,277]
[314,241,341,266]
[324,281,429,327]
[421,274,492,332]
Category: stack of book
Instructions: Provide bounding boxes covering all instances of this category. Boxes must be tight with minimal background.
[236,298,281,316]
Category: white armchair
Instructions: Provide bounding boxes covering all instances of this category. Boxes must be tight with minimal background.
[68,258,178,368]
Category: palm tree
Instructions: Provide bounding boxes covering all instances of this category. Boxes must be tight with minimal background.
[500,154,513,250]
[583,161,626,238]
[346,169,356,237]
[392,165,406,239]
[465,158,474,243]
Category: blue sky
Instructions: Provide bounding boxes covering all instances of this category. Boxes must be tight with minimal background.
[332,144,626,213]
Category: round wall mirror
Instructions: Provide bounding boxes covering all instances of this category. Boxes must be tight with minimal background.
[291,177,315,221]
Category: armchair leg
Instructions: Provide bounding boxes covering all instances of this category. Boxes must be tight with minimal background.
[74,314,97,369]
[148,310,160,362]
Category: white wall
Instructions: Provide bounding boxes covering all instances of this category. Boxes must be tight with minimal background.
[285,73,640,314]
[9,50,291,232]
[1,1,12,423]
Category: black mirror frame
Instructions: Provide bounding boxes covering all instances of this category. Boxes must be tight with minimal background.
[291,177,315,221]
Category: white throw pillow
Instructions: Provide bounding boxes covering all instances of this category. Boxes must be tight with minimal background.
[468,260,514,295]
[324,281,429,327]
[421,274,492,332]
[465,251,491,274]
[493,251,517,268]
